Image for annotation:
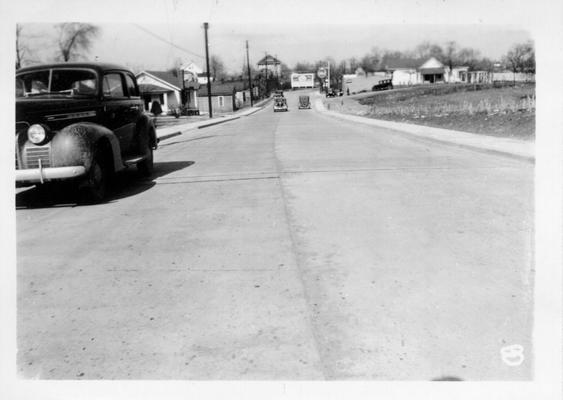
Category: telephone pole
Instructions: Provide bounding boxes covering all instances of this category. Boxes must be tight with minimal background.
[327,60,331,92]
[246,41,253,106]
[264,52,268,97]
[203,22,213,118]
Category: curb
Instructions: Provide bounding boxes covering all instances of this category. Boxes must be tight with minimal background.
[156,100,271,141]
[157,131,182,142]
[316,99,534,163]
[197,116,240,129]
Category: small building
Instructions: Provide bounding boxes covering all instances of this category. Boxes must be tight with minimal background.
[386,58,472,85]
[136,70,199,113]
[383,58,423,86]
[419,57,446,83]
[197,80,253,114]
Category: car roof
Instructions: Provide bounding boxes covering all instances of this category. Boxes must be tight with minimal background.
[17,62,132,74]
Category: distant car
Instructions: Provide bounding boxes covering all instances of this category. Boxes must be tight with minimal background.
[273,97,288,112]
[15,62,158,203]
[273,90,284,98]
[298,95,311,109]
[372,79,393,91]
[326,89,336,98]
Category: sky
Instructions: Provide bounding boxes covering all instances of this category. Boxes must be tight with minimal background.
[12,0,536,74]
[20,22,531,74]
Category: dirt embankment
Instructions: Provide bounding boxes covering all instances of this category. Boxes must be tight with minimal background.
[325,83,535,141]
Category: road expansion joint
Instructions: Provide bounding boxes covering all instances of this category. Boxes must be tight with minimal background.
[272,117,332,379]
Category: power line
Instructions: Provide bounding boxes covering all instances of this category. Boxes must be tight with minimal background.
[132,23,204,59]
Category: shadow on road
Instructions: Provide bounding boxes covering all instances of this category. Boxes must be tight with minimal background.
[16,161,195,209]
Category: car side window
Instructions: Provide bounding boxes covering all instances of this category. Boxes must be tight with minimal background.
[103,73,125,97]
[124,74,139,97]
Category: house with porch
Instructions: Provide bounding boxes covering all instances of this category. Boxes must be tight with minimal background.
[384,57,473,86]
[136,70,199,114]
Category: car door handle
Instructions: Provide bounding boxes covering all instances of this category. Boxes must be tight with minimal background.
[129,105,140,111]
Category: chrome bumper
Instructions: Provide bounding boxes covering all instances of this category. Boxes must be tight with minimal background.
[16,165,86,183]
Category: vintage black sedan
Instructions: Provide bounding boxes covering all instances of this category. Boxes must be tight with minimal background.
[15,62,157,203]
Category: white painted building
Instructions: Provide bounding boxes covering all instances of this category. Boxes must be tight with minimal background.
[136,70,199,114]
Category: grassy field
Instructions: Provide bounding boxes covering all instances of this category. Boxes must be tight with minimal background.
[327,83,535,140]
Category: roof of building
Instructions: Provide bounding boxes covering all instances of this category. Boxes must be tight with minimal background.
[198,80,249,96]
[138,83,170,94]
[143,70,183,89]
[137,70,200,91]
[419,57,445,70]
[257,55,281,65]
[382,57,425,70]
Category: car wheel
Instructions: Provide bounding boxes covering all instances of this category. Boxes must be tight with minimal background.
[137,134,154,177]
[78,151,109,204]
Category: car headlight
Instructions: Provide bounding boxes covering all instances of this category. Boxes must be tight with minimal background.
[28,124,49,145]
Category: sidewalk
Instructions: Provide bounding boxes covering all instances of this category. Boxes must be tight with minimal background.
[156,97,272,142]
[315,97,534,163]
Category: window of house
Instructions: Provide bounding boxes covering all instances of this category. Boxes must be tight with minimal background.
[218,96,224,107]
[103,73,125,97]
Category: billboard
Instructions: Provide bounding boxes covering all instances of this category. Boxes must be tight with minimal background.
[291,73,315,89]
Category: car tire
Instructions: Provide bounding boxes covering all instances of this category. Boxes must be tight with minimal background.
[137,132,154,177]
[78,150,109,204]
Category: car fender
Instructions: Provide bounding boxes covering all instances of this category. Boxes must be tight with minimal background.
[135,114,158,149]
[50,122,124,172]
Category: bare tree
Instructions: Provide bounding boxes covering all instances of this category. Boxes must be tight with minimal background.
[16,24,31,69]
[359,47,381,74]
[16,24,24,69]
[56,23,100,62]
[457,47,482,70]
[503,41,535,74]
[414,41,444,61]
[209,55,226,81]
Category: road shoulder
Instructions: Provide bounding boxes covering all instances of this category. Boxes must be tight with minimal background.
[315,97,534,163]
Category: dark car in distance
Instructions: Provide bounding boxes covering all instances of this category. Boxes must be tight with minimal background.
[298,95,311,109]
[15,62,158,203]
[273,97,288,112]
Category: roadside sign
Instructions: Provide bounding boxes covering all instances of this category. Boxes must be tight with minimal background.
[317,68,326,79]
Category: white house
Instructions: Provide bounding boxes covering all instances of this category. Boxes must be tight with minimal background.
[136,70,199,114]
[257,54,282,77]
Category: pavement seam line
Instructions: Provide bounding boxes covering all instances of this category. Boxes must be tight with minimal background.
[271,113,331,380]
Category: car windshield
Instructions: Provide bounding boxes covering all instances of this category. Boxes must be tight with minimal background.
[16,68,98,98]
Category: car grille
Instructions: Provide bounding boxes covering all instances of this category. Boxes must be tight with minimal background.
[24,146,51,169]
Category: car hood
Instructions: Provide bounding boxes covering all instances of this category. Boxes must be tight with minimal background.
[16,97,100,129]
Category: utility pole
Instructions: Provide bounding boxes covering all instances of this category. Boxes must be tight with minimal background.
[264,52,268,97]
[203,22,213,119]
[246,41,253,106]
[327,60,331,92]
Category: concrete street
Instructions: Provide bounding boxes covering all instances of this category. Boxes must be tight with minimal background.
[16,90,533,380]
